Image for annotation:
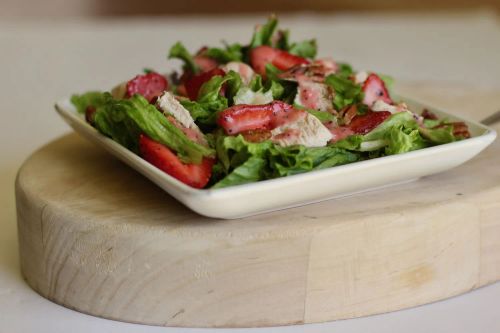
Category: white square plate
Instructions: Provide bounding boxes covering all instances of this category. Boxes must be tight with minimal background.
[55,95,496,219]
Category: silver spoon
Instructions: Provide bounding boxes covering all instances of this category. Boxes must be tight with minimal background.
[481,110,500,126]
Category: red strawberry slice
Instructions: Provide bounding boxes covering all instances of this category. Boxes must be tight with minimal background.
[217,101,297,135]
[250,46,310,76]
[362,73,393,107]
[194,46,219,72]
[349,111,391,134]
[272,51,310,71]
[139,134,214,189]
[184,68,226,101]
[194,56,219,73]
[218,104,274,135]
[125,72,168,103]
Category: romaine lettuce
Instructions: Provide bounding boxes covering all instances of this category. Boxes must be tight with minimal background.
[204,43,243,63]
[180,71,242,127]
[288,39,317,59]
[249,15,278,49]
[324,74,364,111]
[331,112,458,156]
[168,41,199,74]
[70,91,105,114]
[212,133,358,188]
[92,93,214,163]
[211,157,267,189]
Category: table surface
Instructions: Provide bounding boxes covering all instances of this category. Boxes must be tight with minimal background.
[1,11,500,333]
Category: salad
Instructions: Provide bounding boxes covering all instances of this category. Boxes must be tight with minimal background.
[71,15,470,189]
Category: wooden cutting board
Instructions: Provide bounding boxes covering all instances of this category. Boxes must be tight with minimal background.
[15,83,500,328]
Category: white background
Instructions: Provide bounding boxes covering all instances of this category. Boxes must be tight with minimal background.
[1,11,500,333]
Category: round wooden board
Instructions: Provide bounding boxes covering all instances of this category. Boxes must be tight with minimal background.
[16,84,500,328]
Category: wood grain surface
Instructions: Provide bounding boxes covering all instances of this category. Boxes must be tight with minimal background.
[15,83,500,327]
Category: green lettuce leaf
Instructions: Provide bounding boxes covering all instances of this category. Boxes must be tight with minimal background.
[275,29,290,50]
[385,125,427,154]
[234,87,273,105]
[288,39,317,59]
[93,93,213,163]
[325,74,363,110]
[336,63,354,79]
[178,99,217,128]
[265,63,283,81]
[248,74,284,99]
[233,74,282,105]
[211,156,267,189]
[264,64,298,103]
[267,145,359,177]
[204,43,243,63]
[329,135,364,150]
[423,118,440,128]
[71,91,105,114]
[215,134,273,172]
[196,71,240,110]
[271,27,316,58]
[180,71,242,128]
[196,74,229,112]
[212,133,358,188]
[168,41,199,73]
[419,125,456,144]
[92,95,141,152]
[331,112,432,155]
[249,15,278,49]
[249,74,264,91]
[265,80,285,99]
[224,70,243,104]
[363,112,416,141]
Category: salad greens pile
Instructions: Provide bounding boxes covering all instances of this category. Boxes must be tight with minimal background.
[71,15,469,189]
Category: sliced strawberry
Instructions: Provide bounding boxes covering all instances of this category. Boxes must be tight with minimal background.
[362,73,392,107]
[139,134,214,189]
[176,83,188,97]
[349,111,391,134]
[194,56,218,73]
[194,46,219,72]
[217,101,297,135]
[272,50,310,71]
[218,104,274,134]
[125,72,168,103]
[184,68,226,101]
[249,46,275,76]
[249,46,310,76]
